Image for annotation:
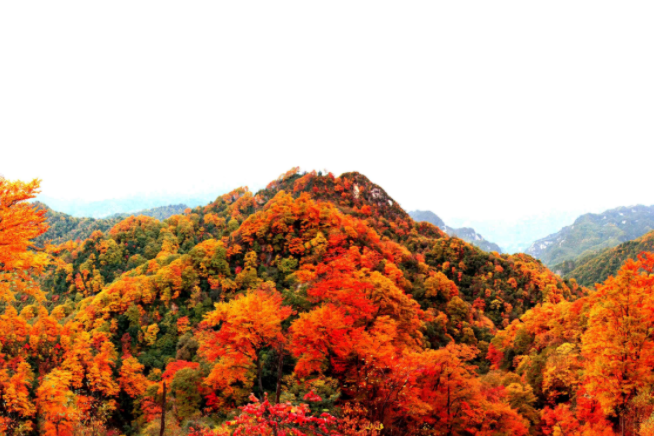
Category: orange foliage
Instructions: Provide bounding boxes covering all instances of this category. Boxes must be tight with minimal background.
[0,178,48,302]
[198,286,292,405]
[4,172,645,435]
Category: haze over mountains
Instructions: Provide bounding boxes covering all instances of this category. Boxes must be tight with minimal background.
[444,211,584,254]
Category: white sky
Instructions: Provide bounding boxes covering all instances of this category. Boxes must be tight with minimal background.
[2,1,654,225]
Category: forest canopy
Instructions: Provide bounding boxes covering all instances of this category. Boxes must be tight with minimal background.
[2,169,653,436]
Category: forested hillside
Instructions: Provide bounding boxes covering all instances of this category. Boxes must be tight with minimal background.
[409,210,503,253]
[32,202,122,247]
[34,203,190,247]
[526,205,654,266]
[554,230,654,287]
[9,169,654,435]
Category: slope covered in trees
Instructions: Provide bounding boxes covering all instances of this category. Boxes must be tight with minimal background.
[490,252,654,435]
[32,202,122,247]
[526,204,654,266]
[554,230,654,287]
[0,170,588,435]
[34,203,190,247]
[409,210,503,253]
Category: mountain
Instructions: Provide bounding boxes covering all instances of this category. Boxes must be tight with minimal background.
[32,202,122,247]
[409,210,446,227]
[40,169,576,333]
[107,204,189,221]
[446,210,583,254]
[444,226,503,253]
[35,193,213,218]
[34,203,190,246]
[409,210,503,253]
[5,169,582,435]
[553,230,654,287]
[525,204,654,266]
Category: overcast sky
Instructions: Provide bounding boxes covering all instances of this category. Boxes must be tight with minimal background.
[2,1,653,225]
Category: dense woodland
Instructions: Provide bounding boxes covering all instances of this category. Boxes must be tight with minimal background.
[3,169,654,435]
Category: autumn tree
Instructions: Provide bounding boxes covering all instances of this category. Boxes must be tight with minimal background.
[582,253,654,435]
[197,285,292,405]
[0,177,48,302]
[119,355,150,398]
[36,369,79,436]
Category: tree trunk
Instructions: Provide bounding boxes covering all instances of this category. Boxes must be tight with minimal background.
[160,381,167,436]
[257,354,264,396]
[621,397,626,436]
[276,344,285,403]
[620,411,624,436]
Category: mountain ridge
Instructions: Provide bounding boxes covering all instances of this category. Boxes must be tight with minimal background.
[34,202,191,246]
[525,204,654,266]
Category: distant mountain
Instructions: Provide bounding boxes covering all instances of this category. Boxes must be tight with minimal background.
[409,210,445,227]
[33,203,121,247]
[35,194,212,218]
[447,211,583,254]
[553,230,654,287]
[525,205,654,266]
[107,204,188,221]
[409,210,502,253]
[34,203,189,246]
